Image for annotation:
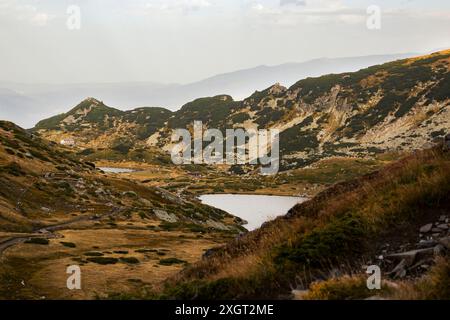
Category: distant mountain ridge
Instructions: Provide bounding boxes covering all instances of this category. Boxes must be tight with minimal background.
[34,50,450,169]
[1,52,419,128]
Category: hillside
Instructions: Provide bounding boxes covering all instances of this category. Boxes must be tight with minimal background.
[0,120,245,299]
[158,146,450,300]
[34,50,450,170]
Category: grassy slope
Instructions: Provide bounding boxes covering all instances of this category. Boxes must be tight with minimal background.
[160,147,450,299]
[0,120,242,233]
[0,120,247,299]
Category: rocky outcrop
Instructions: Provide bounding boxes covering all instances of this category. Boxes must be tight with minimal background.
[376,215,449,280]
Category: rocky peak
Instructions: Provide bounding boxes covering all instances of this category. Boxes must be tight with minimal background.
[268,82,287,95]
[74,97,103,110]
[84,97,102,105]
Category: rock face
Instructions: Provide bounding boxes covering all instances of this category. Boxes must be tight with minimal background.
[34,50,450,170]
[153,209,178,223]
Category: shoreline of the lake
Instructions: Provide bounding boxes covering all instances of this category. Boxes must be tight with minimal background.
[98,167,138,173]
[199,194,307,231]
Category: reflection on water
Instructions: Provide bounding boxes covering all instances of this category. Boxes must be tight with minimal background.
[199,194,307,231]
[98,167,136,173]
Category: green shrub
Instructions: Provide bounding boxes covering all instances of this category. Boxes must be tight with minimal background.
[25,238,49,245]
[84,251,104,257]
[60,242,76,248]
[159,258,187,266]
[120,257,140,264]
[86,257,118,265]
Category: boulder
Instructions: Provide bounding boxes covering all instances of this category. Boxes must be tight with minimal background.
[386,248,434,266]
[139,198,152,206]
[417,239,438,249]
[389,259,408,278]
[206,219,229,231]
[419,223,433,233]
[153,209,178,223]
[433,244,446,256]
[437,224,449,230]
[95,188,106,195]
[122,191,138,198]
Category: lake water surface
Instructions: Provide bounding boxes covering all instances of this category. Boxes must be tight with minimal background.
[98,167,136,173]
[199,194,307,231]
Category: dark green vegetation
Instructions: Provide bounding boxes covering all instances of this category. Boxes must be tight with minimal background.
[35,98,124,131]
[120,257,140,264]
[60,241,76,248]
[24,238,49,245]
[86,257,118,265]
[169,95,238,130]
[159,258,187,266]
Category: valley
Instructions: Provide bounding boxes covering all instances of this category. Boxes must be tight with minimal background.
[0,121,244,299]
[0,50,449,300]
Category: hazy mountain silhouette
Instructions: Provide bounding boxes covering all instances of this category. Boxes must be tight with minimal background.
[0,53,418,128]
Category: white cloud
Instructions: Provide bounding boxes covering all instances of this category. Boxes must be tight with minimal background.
[142,0,212,14]
[29,11,52,26]
[245,0,450,26]
[246,0,365,26]
[0,0,54,26]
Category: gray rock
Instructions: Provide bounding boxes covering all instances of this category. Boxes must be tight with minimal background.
[122,191,138,198]
[431,228,442,233]
[408,258,434,271]
[95,188,105,195]
[205,219,230,231]
[439,215,447,222]
[386,248,434,266]
[432,233,441,238]
[417,239,438,249]
[139,198,152,206]
[153,209,178,223]
[419,223,433,233]
[389,259,408,278]
[433,244,446,256]
[437,224,449,230]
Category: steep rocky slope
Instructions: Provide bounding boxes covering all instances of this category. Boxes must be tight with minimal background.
[34,50,450,169]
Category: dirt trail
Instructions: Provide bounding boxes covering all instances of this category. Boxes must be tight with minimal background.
[0,207,122,256]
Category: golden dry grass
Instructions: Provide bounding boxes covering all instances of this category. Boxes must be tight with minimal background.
[162,148,450,299]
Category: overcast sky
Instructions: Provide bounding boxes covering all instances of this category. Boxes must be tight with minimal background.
[0,0,449,85]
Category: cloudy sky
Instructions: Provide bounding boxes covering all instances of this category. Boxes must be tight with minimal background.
[0,0,449,84]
